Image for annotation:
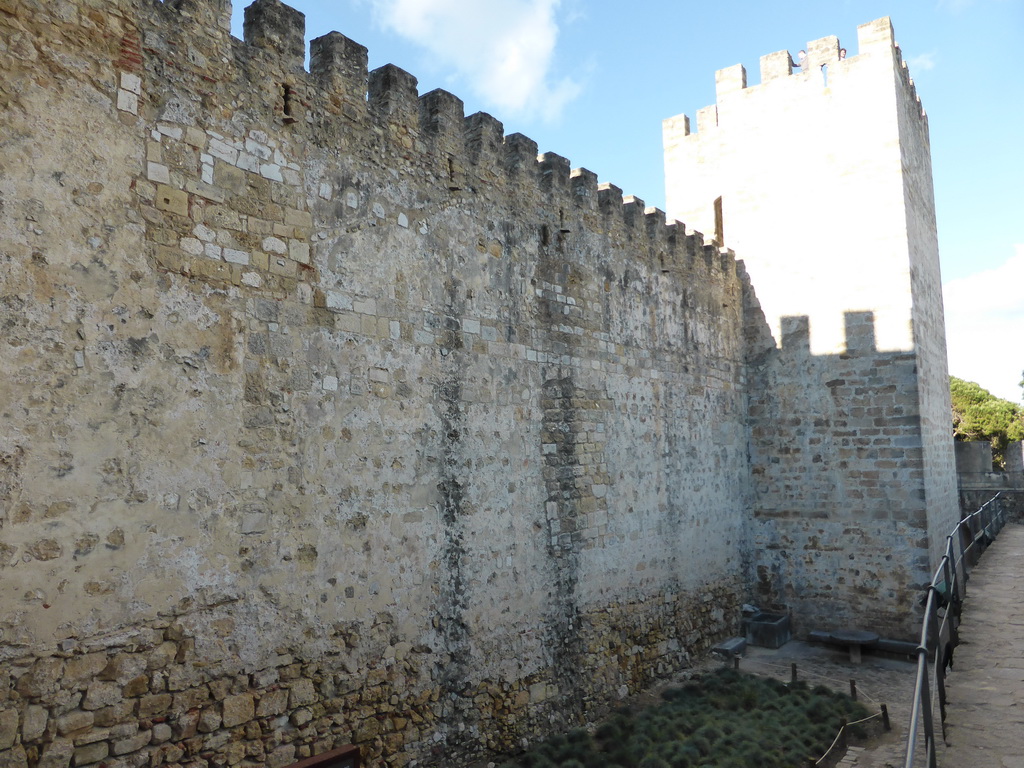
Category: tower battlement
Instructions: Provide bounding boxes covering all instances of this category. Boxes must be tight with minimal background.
[671,17,926,140]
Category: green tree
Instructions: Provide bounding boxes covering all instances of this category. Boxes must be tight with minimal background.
[951,376,1024,468]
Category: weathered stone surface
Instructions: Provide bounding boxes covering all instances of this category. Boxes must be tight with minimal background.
[19,707,47,743]
[82,683,121,712]
[0,711,17,751]
[55,711,93,736]
[137,694,171,718]
[63,655,107,686]
[92,702,133,728]
[36,738,73,768]
[220,694,254,728]
[0,4,951,768]
[255,689,288,718]
[72,741,109,766]
[266,744,296,768]
[111,730,150,756]
[15,659,63,698]
[287,679,316,709]
[0,746,27,768]
[197,708,221,734]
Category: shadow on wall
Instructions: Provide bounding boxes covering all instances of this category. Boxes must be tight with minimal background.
[743,303,952,641]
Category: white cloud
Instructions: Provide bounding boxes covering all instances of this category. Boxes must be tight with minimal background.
[368,0,580,122]
[908,52,936,72]
[943,244,1024,403]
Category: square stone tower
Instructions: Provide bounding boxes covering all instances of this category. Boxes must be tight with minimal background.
[664,19,959,636]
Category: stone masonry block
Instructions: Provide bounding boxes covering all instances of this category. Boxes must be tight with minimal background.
[82,682,121,711]
[154,185,188,217]
[0,746,28,768]
[256,688,288,717]
[20,707,46,742]
[288,679,316,708]
[0,711,16,750]
[55,710,93,736]
[36,739,73,768]
[72,742,109,766]
[221,694,254,727]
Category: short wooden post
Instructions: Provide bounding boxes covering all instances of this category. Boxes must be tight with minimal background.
[881,703,891,731]
[849,678,857,700]
[791,662,798,683]
[734,655,740,670]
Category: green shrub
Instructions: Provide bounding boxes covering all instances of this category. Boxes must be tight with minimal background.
[496,668,872,767]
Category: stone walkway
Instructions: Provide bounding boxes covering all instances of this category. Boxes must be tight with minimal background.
[938,522,1024,767]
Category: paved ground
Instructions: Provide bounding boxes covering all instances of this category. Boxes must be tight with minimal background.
[731,523,1024,767]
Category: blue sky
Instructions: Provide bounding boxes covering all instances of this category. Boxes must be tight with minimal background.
[231,0,1023,402]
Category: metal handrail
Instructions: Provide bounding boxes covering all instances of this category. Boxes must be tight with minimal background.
[903,493,1006,767]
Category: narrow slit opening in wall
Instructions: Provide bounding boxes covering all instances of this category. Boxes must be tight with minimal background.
[447,157,461,190]
[540,224,550,246]
[283,84,297,123]
[821,64,828,87]
[713,196,724,246]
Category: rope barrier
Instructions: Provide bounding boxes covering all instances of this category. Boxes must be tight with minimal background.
[813,711,885,766]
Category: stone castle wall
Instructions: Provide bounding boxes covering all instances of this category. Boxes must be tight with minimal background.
[663,19,959,638]
[1,1,751,766]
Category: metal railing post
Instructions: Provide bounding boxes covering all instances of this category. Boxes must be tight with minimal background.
[903,492,1004,768]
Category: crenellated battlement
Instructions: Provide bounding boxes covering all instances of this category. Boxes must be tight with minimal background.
[243,0,305,69]
[138,0,726,283]
[673,17,926,139]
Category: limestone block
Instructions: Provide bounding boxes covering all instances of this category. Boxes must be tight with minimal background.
[20,707,46,742]
[63,655,107,685]
[92,702,133,728]
[111,730,150,755]
[36,738,73,768]
[0,711,17,750]
[170,711,199,740]
[154,185,188,216]
[0,746,27,768]
[287,679,316,708]
[137,694,171,717]
[121,676,149,698]
[55,710,93,736]
[256,688,288,717]
[266,745,296,768]
[197,707,221,733]
[150,723,172,744]
[16,658,63,698]
[82,683,121,711]
[220,694,254,728]
[72,741,109,766]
